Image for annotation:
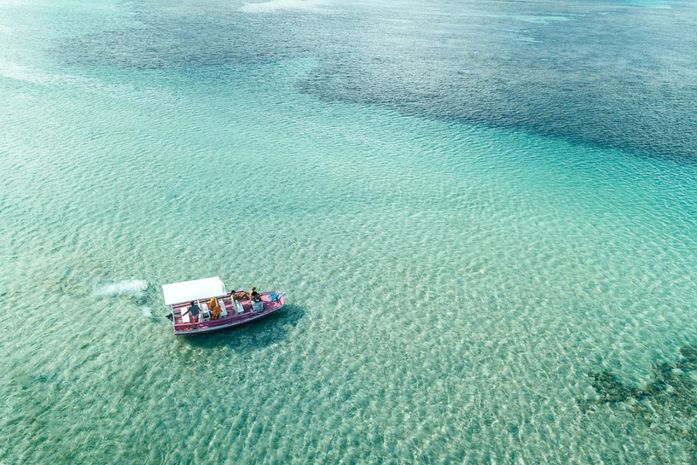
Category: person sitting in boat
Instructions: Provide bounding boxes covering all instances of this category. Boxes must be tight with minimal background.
[208,297,221,320]
[251,290,264,312]
[230,289,248,300]
[183,301,201,322]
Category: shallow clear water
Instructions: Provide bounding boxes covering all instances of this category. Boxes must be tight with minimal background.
[1,1,696,464]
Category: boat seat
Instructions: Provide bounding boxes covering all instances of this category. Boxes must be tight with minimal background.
[234,300,245,314]
[200,303,210,320]
[181,306,190,323]
[252,300,264,313]
[218,298,228,318]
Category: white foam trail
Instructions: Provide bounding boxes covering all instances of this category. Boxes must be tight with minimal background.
[0,58,127,91]
[239,0,328,13]
[141,306,153,317]
[95,280,148,297]
[0,59,51,84]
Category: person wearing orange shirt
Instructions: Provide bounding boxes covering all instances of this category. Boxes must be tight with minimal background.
[208,297,221,320]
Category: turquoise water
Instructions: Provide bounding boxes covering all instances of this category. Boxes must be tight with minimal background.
[1,1,696,464]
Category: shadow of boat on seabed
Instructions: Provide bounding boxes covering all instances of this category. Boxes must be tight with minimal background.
[177,303,306,352]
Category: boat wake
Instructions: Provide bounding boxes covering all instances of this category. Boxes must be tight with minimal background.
[94,279,149,298]
[239,0,328,13]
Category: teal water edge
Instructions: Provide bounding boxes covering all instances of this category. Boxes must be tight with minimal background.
[1,1,696,464]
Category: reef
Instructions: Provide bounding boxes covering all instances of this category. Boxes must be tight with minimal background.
[581,344,697,460]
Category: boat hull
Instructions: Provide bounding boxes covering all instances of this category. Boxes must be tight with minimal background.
[172,294,285,336]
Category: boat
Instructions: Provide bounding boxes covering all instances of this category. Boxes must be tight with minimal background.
[162,276,286,335]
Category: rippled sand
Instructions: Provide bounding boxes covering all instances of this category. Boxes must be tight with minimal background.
[1,1,696,464]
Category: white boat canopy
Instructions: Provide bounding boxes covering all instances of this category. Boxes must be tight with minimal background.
[162,277,227,305]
